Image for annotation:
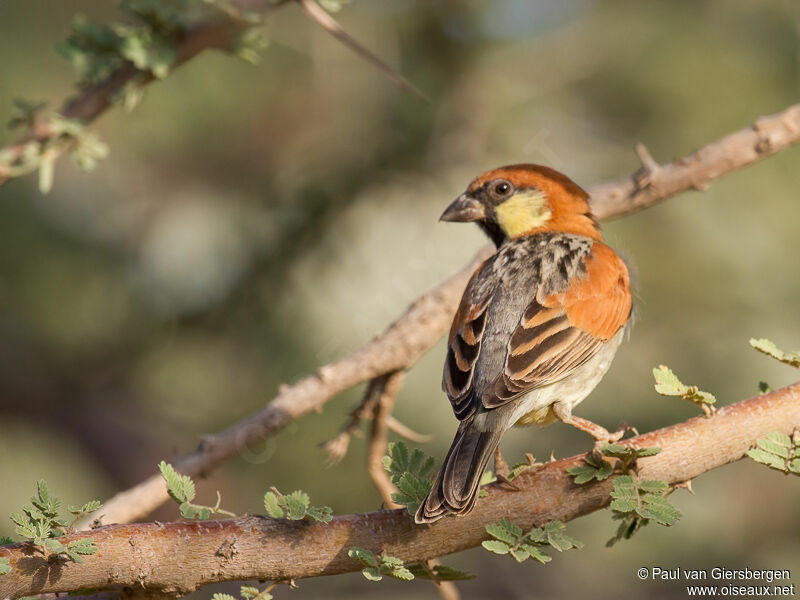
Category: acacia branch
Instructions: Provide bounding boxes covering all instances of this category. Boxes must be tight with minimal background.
[3,383,798,597]
[75,101,800,530]
[589,102,800,219]
[365,372,405,508]
[0,3,277,186]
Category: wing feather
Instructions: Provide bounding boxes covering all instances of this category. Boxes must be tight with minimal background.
[443,240,632,419]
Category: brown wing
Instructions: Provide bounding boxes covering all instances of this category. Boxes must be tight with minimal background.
[442,260,495,420]
[484,242,632,407]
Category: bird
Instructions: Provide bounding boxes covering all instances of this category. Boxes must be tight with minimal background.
[415,164,633,524]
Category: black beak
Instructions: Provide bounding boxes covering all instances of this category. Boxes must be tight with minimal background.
[440,193,487,222]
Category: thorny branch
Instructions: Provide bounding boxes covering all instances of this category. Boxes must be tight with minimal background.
[74,101,800,531]
[0,0,424,187]
[3,382,799,597]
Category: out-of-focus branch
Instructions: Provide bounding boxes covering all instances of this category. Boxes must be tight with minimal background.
[589,102,800,219]
[0,0,428,188]
[365,372,405,508]
[75,101,800,530]
[4,383,799,597]
[296,0,427,102]
[0,2,279,186]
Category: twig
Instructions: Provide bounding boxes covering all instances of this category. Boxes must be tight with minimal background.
[320,384,380,467]
[5,382,799,597]
[385,415,432,444]
[320,371,427,467]
[366,372,405,508]
[74,101,800,530]
[295,0,428,102]
[589,103,800,219]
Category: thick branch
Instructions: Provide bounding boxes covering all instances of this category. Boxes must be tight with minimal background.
[3,383,798,597]
[75,101,800,529]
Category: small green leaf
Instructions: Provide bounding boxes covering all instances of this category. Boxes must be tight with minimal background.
[637,480,670,494]
[747,431,799,474]
[609,498,638,513]
[282,491,310,520]
[348,546,378,568]
[263,492,283,518]
[750,338,800,369]
[159,461,195,504]
[543,521,583,551]
[485,523,516,545]
[567,453,613,484]
[305,505,333,524]
[0,557,11,575]
[385,565,414,581]
[481,540,511,555]
[521,544,551,564]
[653,365,686,396]
[653,365,716,413]
[212,594,238,600]
[239,586,260,599]
[509,547,530,562]
[758,381,772,395]
[638,494,682,526]
[68,500,102,516]
[362,567,382,581]
[67,537,98,556]
[179,502,198,519]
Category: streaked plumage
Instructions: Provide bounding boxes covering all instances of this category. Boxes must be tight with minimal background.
[416,164,632,524]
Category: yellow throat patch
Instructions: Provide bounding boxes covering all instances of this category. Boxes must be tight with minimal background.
[494,189,551,238]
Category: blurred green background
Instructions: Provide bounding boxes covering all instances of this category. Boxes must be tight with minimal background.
[1,1,799,598]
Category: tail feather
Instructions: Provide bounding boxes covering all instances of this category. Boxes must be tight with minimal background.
[415,420,504,524]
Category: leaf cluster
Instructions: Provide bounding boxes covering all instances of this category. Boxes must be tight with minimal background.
[653,365,716,416]
[748,432,800,475]
[567,452,613,484]
[3,107,109,193]
[263,489,333,523]
[4,480,100,565]
[382,441,436,515]
[348,546,414,582]
[56,0,192,87]
[607,475,681,546]
[568,443,660,484]
[159,461,236,519]
[481,519,582,564]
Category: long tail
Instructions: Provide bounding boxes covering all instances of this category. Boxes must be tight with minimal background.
[415,419,504,524]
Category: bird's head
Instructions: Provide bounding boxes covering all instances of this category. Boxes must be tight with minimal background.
[440,164,600,247]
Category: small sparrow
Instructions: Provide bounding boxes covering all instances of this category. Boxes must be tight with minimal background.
[416,164,632,524]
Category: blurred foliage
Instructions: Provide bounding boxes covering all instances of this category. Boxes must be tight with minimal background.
[1,0,799,598]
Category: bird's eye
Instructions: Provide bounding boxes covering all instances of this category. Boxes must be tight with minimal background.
[492,180,512,197]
